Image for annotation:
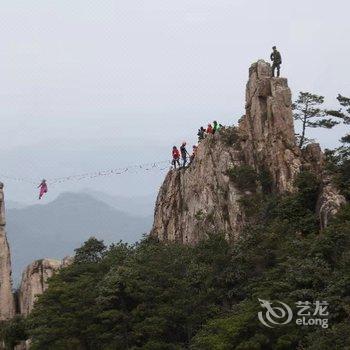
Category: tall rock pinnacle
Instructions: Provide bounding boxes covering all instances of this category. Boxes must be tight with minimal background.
[238,60,301,192]
[151,60,345,244]
[0,182,15,320]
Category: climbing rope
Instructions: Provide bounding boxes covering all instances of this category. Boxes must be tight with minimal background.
[0,159,172,187]
[0,173,38,185]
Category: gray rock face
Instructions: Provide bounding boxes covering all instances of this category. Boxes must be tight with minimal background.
[18,258,70,316]
[151,60,346,244]
[0,182,15,320]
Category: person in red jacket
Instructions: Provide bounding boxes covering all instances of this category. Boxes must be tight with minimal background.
[172,146,180,169]
[207,123,213,134]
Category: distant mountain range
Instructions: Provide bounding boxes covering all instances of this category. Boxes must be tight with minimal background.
[6,200,27,210]
[6,192,153,285]
[83,189,156,218]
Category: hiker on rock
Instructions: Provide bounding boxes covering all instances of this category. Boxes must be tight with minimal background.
[189,145,198,164]
[197,127,206,142]
[213,121,220,134]
[38,179,48,200]
[172,146,181,169]
[207,123,213,134]
[180,142,190,167]
[270,46,282,77]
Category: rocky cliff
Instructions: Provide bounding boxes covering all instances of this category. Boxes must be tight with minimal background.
[151,60,346,244]
[18,257,73,316]
[0,182,15,320]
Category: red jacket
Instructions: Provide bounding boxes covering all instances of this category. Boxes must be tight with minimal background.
[172,148,180,159]
[207,125,213,134]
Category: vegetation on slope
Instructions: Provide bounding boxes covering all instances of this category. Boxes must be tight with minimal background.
[1,163,350,349]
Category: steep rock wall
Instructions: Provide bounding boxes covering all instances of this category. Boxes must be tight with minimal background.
[0,182,15,320]
[151,132,245,244]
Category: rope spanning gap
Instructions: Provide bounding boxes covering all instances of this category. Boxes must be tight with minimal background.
[0,160,172,186]
[0,173,38,185]
[46,159,172,185]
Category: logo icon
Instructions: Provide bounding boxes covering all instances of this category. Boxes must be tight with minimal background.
[258,298,293,328]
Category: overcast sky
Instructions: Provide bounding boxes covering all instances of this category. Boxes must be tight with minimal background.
[0,0,349,203]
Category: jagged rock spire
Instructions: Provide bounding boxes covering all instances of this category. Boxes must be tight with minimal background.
[238,60,301,192]
[151,60,302,243]
[151,60,345,244]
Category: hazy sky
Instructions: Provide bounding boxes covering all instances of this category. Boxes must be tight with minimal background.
[0,0,349,203]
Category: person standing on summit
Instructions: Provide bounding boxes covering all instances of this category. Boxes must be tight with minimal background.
[270,46,282,77]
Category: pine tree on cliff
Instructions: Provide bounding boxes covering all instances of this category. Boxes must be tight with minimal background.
[327,94,350,144]
[292,91,339,148]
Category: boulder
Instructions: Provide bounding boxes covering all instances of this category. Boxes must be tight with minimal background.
[18,257,71,316]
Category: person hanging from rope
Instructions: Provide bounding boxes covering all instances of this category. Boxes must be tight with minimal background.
[189,145,198,165]
[180,142,190,167]
[38,179,48,200]
[207,123,213,134]
[172,146,181,169]
[197,126,206,142]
